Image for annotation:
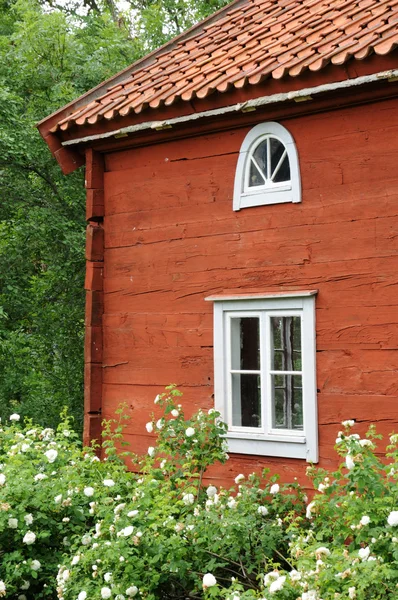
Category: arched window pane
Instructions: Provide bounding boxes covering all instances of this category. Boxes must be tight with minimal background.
[273,155,290,183]
[249,160,265,187]
[248,136,291,188]
[270,138,285,174]
[252,140,267,176]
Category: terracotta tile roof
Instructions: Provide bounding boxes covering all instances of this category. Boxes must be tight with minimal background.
[54,0,398,131]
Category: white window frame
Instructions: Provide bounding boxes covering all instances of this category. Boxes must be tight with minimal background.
[233,122,301,211]
[205,291,318,462]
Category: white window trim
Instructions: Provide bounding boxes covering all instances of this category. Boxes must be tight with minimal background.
[206,291,318,462]
[233,122,301,211]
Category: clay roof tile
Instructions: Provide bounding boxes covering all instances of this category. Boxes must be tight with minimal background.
[54,0,398,130]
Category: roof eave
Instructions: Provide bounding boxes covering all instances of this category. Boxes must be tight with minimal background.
[36,0,246,141]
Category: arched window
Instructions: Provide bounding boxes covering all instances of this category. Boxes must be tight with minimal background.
[233,122,301,211]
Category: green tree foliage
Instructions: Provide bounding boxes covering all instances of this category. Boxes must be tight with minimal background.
[0,0,229,430]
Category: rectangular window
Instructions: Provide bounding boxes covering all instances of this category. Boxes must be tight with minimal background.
[206,292,318,462]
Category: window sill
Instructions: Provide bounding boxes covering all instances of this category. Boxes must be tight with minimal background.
[227,434,316,462]
[234,188,298,211]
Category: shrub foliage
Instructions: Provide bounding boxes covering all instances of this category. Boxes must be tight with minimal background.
[0,389,398,600]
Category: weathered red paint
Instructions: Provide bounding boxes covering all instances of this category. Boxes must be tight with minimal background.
[79,94,398,488]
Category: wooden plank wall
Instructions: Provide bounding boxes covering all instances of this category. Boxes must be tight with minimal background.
[101,97,398,487]
[84,149,105,447]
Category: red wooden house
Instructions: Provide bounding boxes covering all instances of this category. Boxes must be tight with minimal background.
[39,0,398,485]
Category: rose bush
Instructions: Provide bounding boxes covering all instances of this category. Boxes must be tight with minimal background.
[1,388,398,599]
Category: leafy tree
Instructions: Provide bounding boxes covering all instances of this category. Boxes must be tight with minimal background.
[0,0,229,430]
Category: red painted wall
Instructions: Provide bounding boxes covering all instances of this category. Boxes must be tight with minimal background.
[100,97,398,487]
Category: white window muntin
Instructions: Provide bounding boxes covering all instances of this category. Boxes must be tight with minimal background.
[210,293,317,462]
[226,309,303,437]
[265,310,304,438]
[226,310,265,435]
[243,133,292,195]
[233,122,301,211]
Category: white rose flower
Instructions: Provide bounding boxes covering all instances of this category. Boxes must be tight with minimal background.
[145,422,153,433]
[23,531,36,545]
[125,586,138,597]
[206,485,217,498]
[160,459,166,469]
[34,473,47,482]
[20,581,30,590]
[227,497,236,508]
[360,515,370,526]
[306,501,315,519]
[156,419,163,430]
[202,573,217,588]
[21,443,30,453]
[54,494,63,504]
[182,493,195,505]
[104,573,112,583]
[346,455,355,471]
[234,474,245,484]
[302,592,318,600]
[31,560,41,571]
[185,427,195,437]
[257,506,269,516]
[264,571,280,586]
[84,487,95,497]
[24,514,33,525]
[387,511,398,526]
[147,447,155,458]
[348,587,356,599]
[342,420,355,427]
[62,569,70,581]
[78,593,87,600]
[358,546,370,561]
[0,474,5,486]
[71,555,80,566]
[0,581,5,595]
[101,587,112,599]
[103,479,115,487]
[270,483,280,494]
[171,409,179,417]
[154,394,160,404]
[121,526,134,537]
[359,439,373,448]
[269,575,286,593]
[81,534,91,545]
[44,449,58,463]
[9,414,20,421]
[8,517,18,528]
[128,510,139,518]
[315,546,330,557]
[289,570,301,581]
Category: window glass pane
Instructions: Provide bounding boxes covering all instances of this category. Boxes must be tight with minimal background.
[252,140,267,176]
[249,160,265,187]
[271,374,303,430]
[273,155,290,183]
[270,138,285,174]
[232,373,261,428]
[231,317,260,371]
[271,316,301,371]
